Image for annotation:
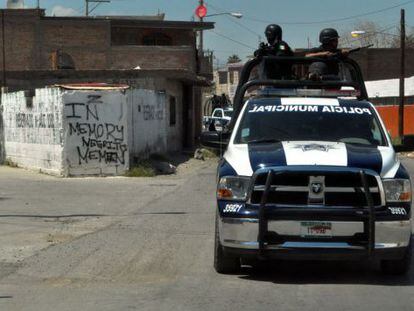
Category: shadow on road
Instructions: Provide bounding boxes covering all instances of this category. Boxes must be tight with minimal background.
[134,211,188,215]
[0,214,107,219]
[238,258,414,286]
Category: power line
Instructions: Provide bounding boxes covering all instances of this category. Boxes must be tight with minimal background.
[209,30,256,50]
[85,0,110,16]
[242,0,414,25]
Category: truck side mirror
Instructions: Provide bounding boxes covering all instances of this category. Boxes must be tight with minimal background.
[200,131,230,150]
[393,135,414,152]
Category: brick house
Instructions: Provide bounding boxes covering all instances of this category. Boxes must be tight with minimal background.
[0,8,214,150]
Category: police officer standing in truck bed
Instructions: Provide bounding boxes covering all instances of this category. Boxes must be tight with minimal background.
[254,24,293,79]
[306,28,349,79]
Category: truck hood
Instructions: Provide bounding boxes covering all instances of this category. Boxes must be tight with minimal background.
[224,141,400,178]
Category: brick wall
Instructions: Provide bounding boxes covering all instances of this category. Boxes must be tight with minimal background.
[40,20,110,70]
[1,10,39,71]
[109,46,196,71]
[0,10,198,73]
[351,48,414,81]
[111,26,194,46]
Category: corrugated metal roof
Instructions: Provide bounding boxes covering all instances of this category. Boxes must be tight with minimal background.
[55,83,130,90]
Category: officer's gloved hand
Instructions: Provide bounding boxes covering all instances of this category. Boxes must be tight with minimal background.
[308,72,321,81]
[254,43,267,57]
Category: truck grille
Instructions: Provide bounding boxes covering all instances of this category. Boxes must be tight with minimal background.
[249,170,383,207]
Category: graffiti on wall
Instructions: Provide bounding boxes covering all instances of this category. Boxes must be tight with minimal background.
[15,112,56,128]
[143,93,165,121]
[4,106,62,145]
[143,105,164,121]
[65,94,127,166]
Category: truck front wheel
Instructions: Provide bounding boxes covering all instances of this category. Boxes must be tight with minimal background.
[214,213,240,274]
[380,242,412,275]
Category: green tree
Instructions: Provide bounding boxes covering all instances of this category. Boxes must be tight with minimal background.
[227,54,242,64]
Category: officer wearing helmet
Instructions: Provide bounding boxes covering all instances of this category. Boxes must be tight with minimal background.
[306,28,349,57]
[306,28,349,78]
[255,24,293,57]
[255,24,293,79]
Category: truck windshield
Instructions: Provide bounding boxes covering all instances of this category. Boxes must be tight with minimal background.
[234,102,387,146]
[224,110,233,118]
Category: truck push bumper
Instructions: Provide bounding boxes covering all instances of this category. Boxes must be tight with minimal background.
[220,169,412,261]
[219,218,411,260]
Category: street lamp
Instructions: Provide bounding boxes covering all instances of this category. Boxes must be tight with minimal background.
[196,0,243,55]
[205,12,243,19]
[351,30,366,38]
[198,12,243,55]
[351,30,399,39]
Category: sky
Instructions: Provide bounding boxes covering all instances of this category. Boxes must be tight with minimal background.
[13,0,414,65]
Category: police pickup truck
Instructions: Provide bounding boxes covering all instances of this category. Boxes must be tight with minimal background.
[203,107,234,132]
[201,56,412,275]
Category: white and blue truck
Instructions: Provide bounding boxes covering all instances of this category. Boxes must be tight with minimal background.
[201,55,412,275]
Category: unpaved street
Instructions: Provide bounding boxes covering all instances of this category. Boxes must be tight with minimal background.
[0,158,413,311]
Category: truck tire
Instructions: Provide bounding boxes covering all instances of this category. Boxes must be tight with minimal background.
[214,213,240,274]
[380,241,412,275]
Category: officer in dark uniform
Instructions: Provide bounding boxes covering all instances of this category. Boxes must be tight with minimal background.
[254,24,293,57]
[254,24,293,79]
[211,94,221,110]
[306,28,349,79]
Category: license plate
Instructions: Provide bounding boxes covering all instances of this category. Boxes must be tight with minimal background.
[300,221,332,238]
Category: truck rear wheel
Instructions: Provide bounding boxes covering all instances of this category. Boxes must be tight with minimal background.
[214,213,240,274]
[380,242,412,275]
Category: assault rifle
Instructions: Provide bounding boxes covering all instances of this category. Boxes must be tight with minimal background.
[347,44,374,54]
[254,42,274,57]
[329,44,373,59]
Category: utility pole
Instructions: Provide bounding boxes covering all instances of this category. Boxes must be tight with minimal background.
[198,0,204,56]
[399,8,405,140]
[86,0,89,16]
[37,0,40,9]
[2,10,6,88]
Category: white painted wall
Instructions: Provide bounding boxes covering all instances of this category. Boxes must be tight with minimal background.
[62,90,129,176]
[1,84,184,176]
[127,89,168,160]
[366,75,414,98]
[164,81,183,152]
[2,88,64,175]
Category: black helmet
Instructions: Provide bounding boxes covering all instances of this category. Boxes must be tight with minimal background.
[265,24,282,44]
[319,28,339,45]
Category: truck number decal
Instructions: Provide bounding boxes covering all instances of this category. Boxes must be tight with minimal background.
[223,204,243,213]
[388,207,407,215]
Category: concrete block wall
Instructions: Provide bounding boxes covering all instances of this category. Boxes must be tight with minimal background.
[62,90,129,176]
[127,89,168,161]
[1,84,184,176]
[2,88,64,175]
[126,80,184,162]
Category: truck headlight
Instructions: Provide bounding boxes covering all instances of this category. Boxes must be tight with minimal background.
[382,179,411,202]
[217,176,250,201]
